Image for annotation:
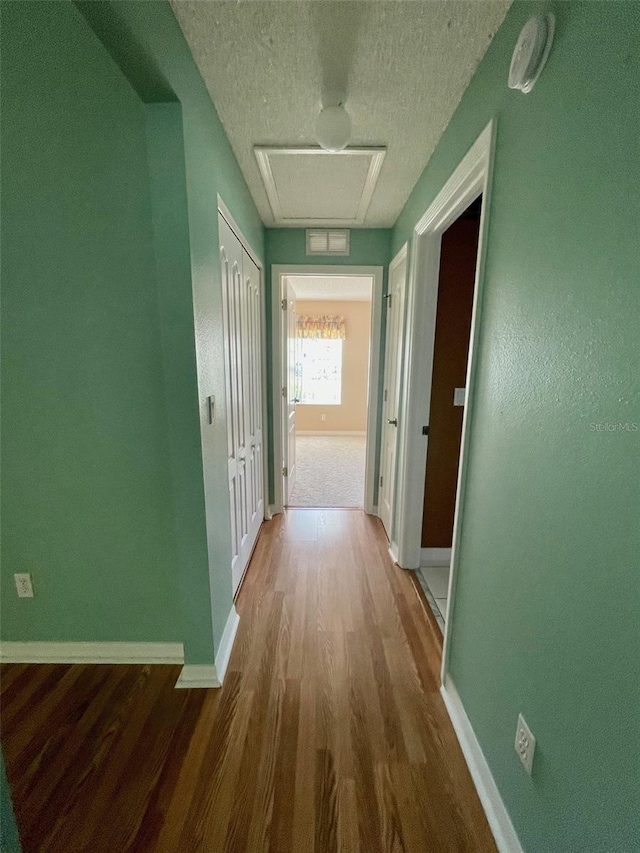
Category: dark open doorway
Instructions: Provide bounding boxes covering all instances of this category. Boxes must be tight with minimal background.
[419,196,482,629]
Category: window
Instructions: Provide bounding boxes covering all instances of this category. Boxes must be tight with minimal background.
[295,338,343,405]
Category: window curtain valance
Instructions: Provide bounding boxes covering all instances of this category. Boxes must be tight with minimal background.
[296,315,346,340]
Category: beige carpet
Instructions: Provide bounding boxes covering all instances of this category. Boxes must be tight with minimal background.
[288,435,366,508]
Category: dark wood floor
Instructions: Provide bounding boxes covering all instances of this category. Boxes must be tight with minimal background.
[1,509,496,852]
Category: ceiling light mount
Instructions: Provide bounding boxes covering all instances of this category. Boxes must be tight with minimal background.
[316,90,351,152]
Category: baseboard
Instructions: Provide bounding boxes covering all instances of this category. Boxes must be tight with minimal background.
[0,641,184,664]
[441,676,524,853]
[296,430,366,436]
[174,664,219,689]
[388,541,399,564]
[420,547,452,567]
[215,604,240,684]
[175,604,240,690]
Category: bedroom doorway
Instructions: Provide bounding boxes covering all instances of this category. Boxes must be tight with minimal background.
[272,266,384,512]
[284,274,371,508]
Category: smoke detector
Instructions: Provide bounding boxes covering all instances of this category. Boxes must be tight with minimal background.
[508,14,555,94]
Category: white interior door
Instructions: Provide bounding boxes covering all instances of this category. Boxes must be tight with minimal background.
[219,213,264,595]
[379,253,407,539]
[283,278,297,503]
[243,251,264,550]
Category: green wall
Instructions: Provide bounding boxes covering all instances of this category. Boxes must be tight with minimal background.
[0,753,21,853]
[82,0,266,650]
[264,228,392,504]
[393,3,639,851]
[143,101,215,663]
[1,1,264,662]
[1,0,184,650]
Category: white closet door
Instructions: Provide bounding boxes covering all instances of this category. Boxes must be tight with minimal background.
[219,213,264,595]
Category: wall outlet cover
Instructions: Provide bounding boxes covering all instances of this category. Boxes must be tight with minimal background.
[14,573,34,598]
[515,713,536,775]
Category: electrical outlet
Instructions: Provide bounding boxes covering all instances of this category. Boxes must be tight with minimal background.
[14,573,34,598]
[321,414,326,422]
[515,713,536,775]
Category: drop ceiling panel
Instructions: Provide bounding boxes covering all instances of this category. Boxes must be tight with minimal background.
[255,147,385,225]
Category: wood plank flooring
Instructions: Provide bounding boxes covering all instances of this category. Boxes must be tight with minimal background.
[1,509,496,852]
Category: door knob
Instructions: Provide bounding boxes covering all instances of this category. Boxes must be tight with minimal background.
[293,397,301,403]
[387,418,398,426]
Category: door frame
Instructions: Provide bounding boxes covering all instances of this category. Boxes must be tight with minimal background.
[217,197,271,525]
[271,264,384,515]
[378,242,408,547]
[386,123,495,681]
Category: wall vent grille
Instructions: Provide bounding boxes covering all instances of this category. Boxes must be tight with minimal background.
[306,229,350,256]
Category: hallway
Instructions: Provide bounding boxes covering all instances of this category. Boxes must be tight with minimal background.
[1,510,495,852]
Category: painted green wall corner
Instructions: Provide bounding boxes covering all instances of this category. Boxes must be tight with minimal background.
[0,753,21,853]
[264,228,392,505]
[80,0,265,650]
[2,0,266,662]
[144,102,214,665]
[1,0,184,648]
[393,2,640,851]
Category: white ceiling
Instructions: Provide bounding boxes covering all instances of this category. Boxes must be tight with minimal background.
[171,0,510,228]
[287,275,372,302]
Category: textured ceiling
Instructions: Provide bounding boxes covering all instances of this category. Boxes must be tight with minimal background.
[287,275,373,301]
[171,0,510,227]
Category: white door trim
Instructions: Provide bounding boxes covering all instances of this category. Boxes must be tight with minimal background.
[378,242,408,542]
[217,196,263,271]
[388,122,496,683]
[283,276,298,503]
[271,264,384,515]
[260,260,272,521]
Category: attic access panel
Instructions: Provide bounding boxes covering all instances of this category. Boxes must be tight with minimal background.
[254,146,386,227]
